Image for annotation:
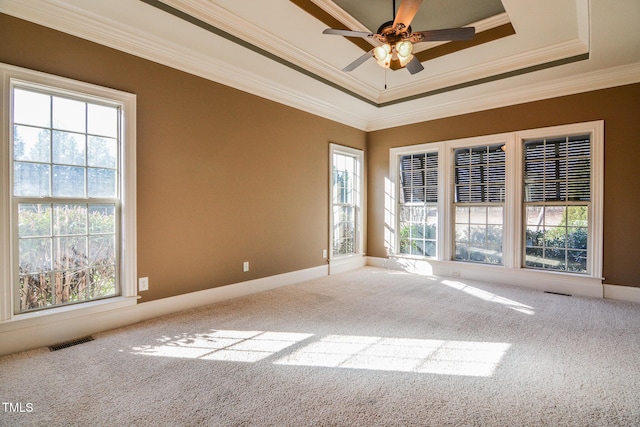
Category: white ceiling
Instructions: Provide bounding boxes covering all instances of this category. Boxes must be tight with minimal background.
[2,0,639,131]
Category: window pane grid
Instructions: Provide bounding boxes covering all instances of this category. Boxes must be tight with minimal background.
[398,153,438,257]
[399,204,437,257]
[524,203,589,273]
[333,205,355,256]
[454,204,503,265]
[17,202,118,312]
[12,86,121,313]
[13,91,119,200]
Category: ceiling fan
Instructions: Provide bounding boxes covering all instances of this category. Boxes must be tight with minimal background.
[323,0,475,74]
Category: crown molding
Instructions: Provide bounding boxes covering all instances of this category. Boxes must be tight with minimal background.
[367,62,640,131]
[379,37,589,103]
[155,0,380,102]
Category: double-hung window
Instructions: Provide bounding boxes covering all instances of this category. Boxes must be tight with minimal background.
[453,144,505,265]
[522,134,594,273]
[398,152,438,257]
[1,63,137,321]
[330,144,363,259]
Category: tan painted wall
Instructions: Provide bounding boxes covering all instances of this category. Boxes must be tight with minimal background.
[367,84,640,287]
[1,14,366,302]
[2,13,639,296]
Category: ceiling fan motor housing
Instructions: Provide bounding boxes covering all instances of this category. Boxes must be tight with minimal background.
[377,20,412,43]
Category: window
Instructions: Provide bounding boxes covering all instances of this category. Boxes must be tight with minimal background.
[330,144,363,258]
[523,135,591,273]
[453,145,505,265]
[398,152,438,257]
[1,63,137,321]
[388,121,603,284]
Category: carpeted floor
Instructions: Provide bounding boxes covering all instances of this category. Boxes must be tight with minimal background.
[1,267,640,426]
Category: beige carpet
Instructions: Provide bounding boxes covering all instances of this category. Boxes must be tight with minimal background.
[1,267,640,426]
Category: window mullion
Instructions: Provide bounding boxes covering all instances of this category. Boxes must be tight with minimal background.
[504,134,519,269]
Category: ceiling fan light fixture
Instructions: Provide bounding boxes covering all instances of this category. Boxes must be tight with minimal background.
[398,53,414,67]
[396,40,413,57]
[374,43,392,68]
[395,40,414,66]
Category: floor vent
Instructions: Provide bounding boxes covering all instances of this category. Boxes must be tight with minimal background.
[544,291,572,297]
[49,336,94,351]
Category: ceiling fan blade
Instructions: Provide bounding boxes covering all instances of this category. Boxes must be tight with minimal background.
[411,27,475,42]
[323,28,376,39]
[405,56,424,75]
[392,0,423,30]
[342,50,375,72]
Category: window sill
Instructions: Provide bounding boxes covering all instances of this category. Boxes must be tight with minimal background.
[383,255,603,297]
[0,296,139,334]
[389,255,601,278]
[330,253,365,260]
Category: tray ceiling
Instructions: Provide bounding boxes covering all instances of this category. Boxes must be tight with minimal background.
[1,0,639,130]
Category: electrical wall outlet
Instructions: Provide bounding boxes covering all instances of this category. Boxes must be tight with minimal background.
[243,261,249,272]
[451,271,461,278]
[322,249,327,259]
[138,277,149,291]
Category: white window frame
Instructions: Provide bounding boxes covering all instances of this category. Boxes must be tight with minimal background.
[451,141,508,266]
[388,121,603,294]
[392,144,443,259]
[329,144,364,271]
[515,122,604,278]
[0,63,137,329]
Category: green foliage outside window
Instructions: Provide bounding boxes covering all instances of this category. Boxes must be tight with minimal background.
[399,223,437,257]
[525,206,588,272]
[18,204,117,311]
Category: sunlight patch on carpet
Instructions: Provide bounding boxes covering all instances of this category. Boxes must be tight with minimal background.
[441,280,535,315]
[130,330,313,362]
[274,335,510,377]
[130,329,510,377]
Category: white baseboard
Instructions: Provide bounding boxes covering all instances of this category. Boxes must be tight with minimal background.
[367,256,605,299]
[603,284,640,304]
[0,301,140,357]
[0,264,328,356]
[329,255,367,275]
[137,265,328,322]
